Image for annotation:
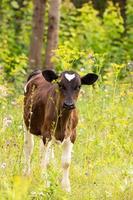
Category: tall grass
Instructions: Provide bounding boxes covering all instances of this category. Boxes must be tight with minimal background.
[0,80,132,200]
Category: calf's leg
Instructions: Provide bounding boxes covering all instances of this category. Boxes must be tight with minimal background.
[40,139,52,170]
[23,130,34,175]
[61,137,73,192]
[40,139,54,187]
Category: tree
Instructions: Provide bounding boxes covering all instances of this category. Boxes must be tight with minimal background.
[71,0,126,23]
[44,0,61,69]
[29,0,47,70]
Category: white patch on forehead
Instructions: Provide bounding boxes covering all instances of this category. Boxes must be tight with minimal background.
[64,73,75,82]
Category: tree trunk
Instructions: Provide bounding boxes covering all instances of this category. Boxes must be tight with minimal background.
[29,0,46,70]
[44,0,61,69]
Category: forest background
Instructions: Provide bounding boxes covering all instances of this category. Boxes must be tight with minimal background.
[0,0,132,199]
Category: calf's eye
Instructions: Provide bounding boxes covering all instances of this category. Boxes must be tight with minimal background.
[62,85,66,90]
[58,83,66,90]
[74,85,81,90]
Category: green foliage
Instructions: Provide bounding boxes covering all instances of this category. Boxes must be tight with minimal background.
[103,2,125,63]
[103,2,124,40]
[59,1,132,76]
[0,0,33,84]
[52,43,129,85]
[123,0,133,60]
[60,2,105,52]
[52,45,96,74]
[0,0,132,82]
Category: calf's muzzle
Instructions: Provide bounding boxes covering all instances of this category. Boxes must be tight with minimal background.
[63,100,75,110]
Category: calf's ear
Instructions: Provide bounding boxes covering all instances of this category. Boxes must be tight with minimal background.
[81,73,98,85]
[42,70,58,82]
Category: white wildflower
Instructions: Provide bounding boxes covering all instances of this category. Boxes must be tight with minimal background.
[1,162,6,169]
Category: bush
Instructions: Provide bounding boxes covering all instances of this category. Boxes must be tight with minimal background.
[59,1,132,79]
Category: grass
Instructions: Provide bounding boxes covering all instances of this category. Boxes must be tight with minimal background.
[0,81,132,200]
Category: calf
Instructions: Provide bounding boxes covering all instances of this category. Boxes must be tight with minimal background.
[23,69,98,192]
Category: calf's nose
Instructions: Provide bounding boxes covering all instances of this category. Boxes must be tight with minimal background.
[63,101,75,110]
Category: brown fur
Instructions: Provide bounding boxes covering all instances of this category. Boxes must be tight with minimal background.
[24,73,78,144]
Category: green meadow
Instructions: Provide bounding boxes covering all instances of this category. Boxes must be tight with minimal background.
[0,79,132,200]
[0,0,133,199]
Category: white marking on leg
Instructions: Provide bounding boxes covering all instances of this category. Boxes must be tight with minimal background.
[40,140,52,170]
[61,137,73,192]
[64,73,75,82]
[23,130,34,175]
[51,147,54,159]
[40,140,54,187]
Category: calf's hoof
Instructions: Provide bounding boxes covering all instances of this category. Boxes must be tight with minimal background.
[61,179,71,192]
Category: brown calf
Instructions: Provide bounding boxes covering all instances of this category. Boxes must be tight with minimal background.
[23,69,98,192]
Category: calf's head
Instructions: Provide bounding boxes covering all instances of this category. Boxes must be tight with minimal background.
[42,70,98,110]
